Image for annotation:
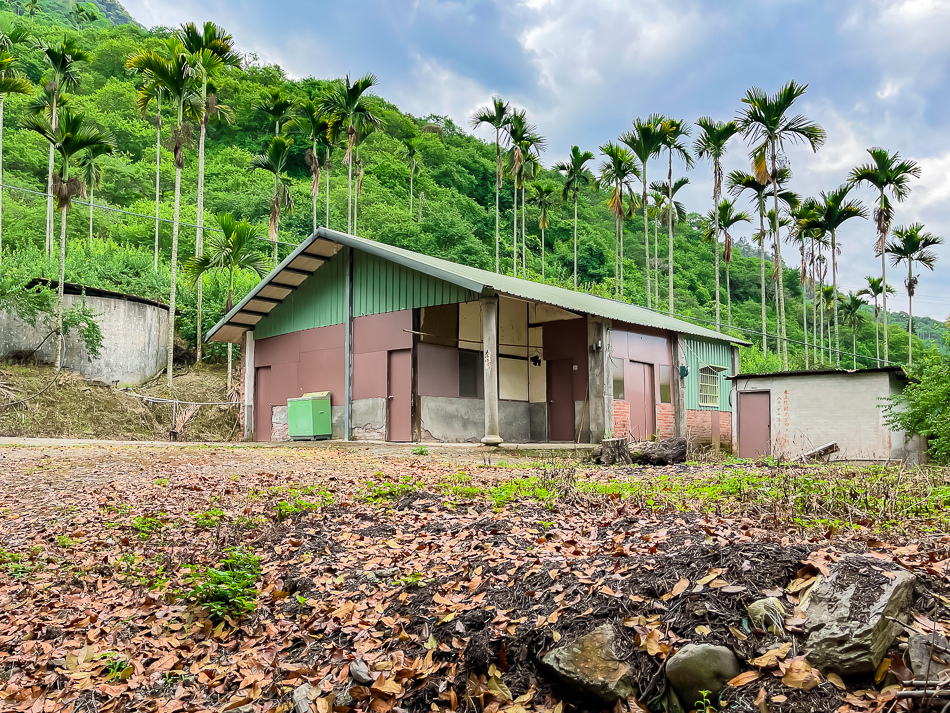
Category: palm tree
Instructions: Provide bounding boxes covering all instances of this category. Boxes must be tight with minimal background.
[849,148,921,364]
[23,0,39,17]
[23,108,114,369]
[598,142,640,296]
[504,111,538,276]
[739,81,826,368]
[127,39,198,388]
[36,37,90,257]
[252,136,295,266]
[286,99,332,233]
[255,87,294,137]
[0,44,31,258]
[134,79,165,269]
[553,145,594,288]
[648,189,666,306]
[402,136,423,214]
[764,177,800,358]
[886,224,944,365]
[858,276,895,366]
[319,74,381,234]
[838,292,867,369]
[658,117,693,314]
[728,169,772,354]
[184,213,269,390]
[704,199,751,331]
[621,115,667,309]
[798,185,867,366]
[76,144,108,248]
[176,22,240,364]
[471,97,511,273]
[527,180,559,280]
[694,117,740,330]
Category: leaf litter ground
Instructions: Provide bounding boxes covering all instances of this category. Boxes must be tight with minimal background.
[1,444,950,713]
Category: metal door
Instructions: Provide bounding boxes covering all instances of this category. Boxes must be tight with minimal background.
[548,358,575,442]
[624,361,656,441]
[255,366,271,442]
[387,349,412,442]
[738,390,771,458]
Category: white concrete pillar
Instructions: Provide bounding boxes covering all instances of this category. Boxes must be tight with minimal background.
[480,296,502,446]
[243,331,255,440]
[587,317,612,443]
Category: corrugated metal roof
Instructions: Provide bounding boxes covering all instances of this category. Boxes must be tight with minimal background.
[730,366,908,380]
[206,227,752,346]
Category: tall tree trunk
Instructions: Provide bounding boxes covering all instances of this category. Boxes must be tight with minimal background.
[759,206,767,354]
[802,284,808,369]
[312,140,318,233]
[713,162,721,330]
[88,184,93,248]
[771,141,788,369]
[512,183,518,276]
[907,261,914,365]
[831,228,840,367]
[619,213,624,296]
[325,165,330,228]
[726,261,732,330]
[347,151,353,234]
[541,226,545,280]
[168,159,182,390]
[879,189,889,363]
[196,113,207,363]
[572,194,578,288]
[45,93,58,256]
[409,170,413,214]
[0,97,4,258]
[667,150,674,314]
[873,298,880,365]
[494,128,500,274]
[54,204,67,368]
[521,183,526,277]
[153,107,161,270]
[641,177,650,308]
[272,172,279,266]
[654,215,659,307]
[853,331,857,370]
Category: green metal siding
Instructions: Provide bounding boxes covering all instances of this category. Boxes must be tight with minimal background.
[353,252,476,317]
[683,337,734,411]
[254,250,477,339]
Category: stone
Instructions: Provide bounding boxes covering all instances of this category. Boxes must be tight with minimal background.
[293,683,317,713]
[747,597,788,636]
[665,643,741,711]
[804,555,916,675]
[541,624,636,703]
[349,658,373,684]
[908,633,950,682]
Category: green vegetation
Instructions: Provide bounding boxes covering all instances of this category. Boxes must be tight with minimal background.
[183,546,260,619]
[358,474,419,504]
[411,445,429,456]
[193,507,224,529]
[885,350,950,463]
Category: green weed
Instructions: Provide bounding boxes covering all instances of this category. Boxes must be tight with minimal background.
[184,547,261,620]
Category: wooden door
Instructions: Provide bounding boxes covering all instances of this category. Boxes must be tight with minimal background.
[738,390,771,458]
[624,361,655,441]
[547,358,575,442]
[387,349,412,442]
[255,366,271,442]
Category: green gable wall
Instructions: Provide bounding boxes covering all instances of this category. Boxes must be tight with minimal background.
[683,337,734,411]
[254,249,477,340]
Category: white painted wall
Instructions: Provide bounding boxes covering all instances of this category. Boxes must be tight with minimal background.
[733,371,927,463]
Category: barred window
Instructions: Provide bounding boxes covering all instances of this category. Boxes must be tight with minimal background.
[699,366,721,408]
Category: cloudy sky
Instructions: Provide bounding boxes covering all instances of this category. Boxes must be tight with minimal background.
[122,0,950,320]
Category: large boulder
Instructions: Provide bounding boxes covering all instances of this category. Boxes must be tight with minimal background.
[665,643,741,711]
[804,555,915,675]
[541,624,636,703]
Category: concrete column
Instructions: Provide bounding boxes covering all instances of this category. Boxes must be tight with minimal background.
[671,334,687,439]
[480,296,502,446]
[587,316,613,443]
[243,330,255,440]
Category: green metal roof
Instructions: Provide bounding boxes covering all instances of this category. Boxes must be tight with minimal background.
[206,227,751,346]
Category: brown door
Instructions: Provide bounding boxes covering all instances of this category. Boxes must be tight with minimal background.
[548,358,575,442]
[738,390,771,458]
[624,361,655,441]
[387,349,412,442]
[255,366,271,442]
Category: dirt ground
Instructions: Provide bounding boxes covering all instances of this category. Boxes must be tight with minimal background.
[0,444,949,713]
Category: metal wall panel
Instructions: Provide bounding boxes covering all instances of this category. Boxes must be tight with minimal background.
[683,337,734,411]
[254,257,346,339]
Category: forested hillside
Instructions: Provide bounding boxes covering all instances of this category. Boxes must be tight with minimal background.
[0,7,945,370]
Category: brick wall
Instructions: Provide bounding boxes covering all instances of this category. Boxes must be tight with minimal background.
[630,402,733,449]
[613,400,630,438]
[657,404,674,440]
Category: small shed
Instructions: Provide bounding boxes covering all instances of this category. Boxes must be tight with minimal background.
[730,368,927,464]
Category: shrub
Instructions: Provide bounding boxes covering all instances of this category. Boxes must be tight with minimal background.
[884,349,950,463]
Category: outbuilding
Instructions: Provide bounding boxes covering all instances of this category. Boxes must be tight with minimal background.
[205,228,749,446]
[730,367,927,463]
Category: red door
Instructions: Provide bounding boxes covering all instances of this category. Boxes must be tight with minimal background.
[548,358,575,442]
[624,361,655,441]
[738,391,771,458]
[255,366,271,442]
[387,349,412,442]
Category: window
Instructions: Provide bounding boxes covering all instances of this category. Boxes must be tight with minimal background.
[612,357,624,400]
[459,350,481,398]
[658,365,671,404]
[699,366,721,408]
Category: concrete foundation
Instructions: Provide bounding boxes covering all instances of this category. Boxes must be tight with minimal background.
[0,290,170,386]
[273,398,386,442]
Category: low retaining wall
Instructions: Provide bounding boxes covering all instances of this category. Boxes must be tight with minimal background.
[0,289,170,387]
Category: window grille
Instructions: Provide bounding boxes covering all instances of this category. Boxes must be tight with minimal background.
[699,366,720,408]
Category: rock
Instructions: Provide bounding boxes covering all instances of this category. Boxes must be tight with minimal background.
[804,555,915,675]
[909,633,950,682]
[541,624,636,703]
[665,643,741,711]
[349,658,373,684]
[747,597,787,636]
[293,682,317,713]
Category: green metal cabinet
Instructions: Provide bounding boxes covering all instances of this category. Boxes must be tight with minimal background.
[287,391,332,440]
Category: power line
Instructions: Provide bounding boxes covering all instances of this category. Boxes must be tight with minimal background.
[0,182,301,247]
